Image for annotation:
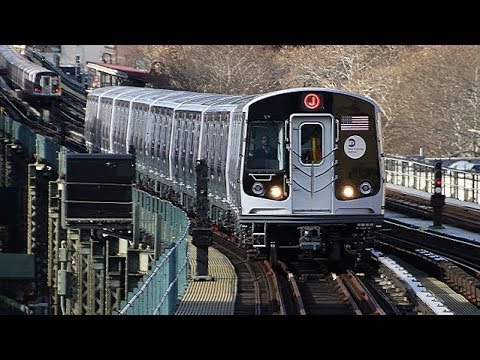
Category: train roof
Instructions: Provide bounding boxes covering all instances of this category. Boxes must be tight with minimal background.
[0,45,57,78]
[86,61,150,82]
[88,86,380,112]
[89,86,257,112]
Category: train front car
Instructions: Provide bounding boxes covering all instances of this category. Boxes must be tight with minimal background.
[239,88,384,265]
[0,45,61,100]
[27,69,61,98]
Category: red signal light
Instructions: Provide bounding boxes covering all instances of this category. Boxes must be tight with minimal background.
[304,93,321,110]
[433,162,442,194]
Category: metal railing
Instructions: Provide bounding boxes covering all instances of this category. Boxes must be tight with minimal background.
[118,189,190,315]
[385,156,480,204]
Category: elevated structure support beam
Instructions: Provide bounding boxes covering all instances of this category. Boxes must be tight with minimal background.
[27,162,54,301]
[5,141,28,253]
[47,179,66,315]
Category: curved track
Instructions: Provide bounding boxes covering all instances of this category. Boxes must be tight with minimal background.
[212,235,283,315]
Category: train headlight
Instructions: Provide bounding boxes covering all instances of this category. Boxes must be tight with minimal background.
[359,182,372,195]
[269,185,283,199]
[342,185,355,199]
[252,182,265,196]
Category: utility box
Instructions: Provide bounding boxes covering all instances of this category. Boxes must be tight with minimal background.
[57,270,68,296]
[63,154,135,228]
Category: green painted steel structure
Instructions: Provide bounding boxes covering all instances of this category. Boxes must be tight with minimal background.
[118,189,190,315]
[0,111,189,315]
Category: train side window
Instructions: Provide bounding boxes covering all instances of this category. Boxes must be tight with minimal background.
[300,124,323,164]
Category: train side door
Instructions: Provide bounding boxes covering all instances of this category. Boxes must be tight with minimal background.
[290,115,335,213]
[40,76,52,94]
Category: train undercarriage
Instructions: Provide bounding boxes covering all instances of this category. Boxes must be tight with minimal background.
[136,176,380,269]
[241,222,377,268]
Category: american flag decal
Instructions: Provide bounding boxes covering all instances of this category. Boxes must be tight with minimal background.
[340,115,369,131]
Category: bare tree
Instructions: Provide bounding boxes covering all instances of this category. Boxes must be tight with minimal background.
[384,46,480,157]
[135,45,285,94]
[277,45,423,155]
[130,44,480,157]
[278,45,415,89]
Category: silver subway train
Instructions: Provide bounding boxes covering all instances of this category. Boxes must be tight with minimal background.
[85,86,384,263]
[0,45,61,99]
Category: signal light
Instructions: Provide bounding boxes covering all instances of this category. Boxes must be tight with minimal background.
[433,161,442,194]
[431,160,445,227]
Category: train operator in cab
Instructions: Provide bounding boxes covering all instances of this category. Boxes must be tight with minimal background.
[254,135,277,159]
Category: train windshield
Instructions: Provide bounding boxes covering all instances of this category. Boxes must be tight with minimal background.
[246,121,285,171]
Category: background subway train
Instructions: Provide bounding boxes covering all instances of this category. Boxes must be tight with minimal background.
[0,45,61,102]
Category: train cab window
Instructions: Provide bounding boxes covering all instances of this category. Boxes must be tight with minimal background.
[246,121,284,170]
[300,124,323,164]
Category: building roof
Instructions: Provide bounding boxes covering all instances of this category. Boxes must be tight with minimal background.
[86,61,149,82]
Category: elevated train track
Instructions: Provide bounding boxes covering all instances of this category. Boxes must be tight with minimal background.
[0,86,86,153]
[386,186,480,232]
[278,259,385,315]
[374,226,480,310]
[212,231,285,315]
